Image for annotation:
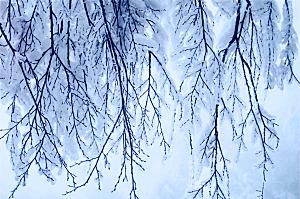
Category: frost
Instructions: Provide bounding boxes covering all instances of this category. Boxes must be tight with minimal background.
[145,0,164,9]
[278,0,298,87]
[133,34,158,49]
[131,0,147,10]
[0,0,297,198]
[212,0,237,17]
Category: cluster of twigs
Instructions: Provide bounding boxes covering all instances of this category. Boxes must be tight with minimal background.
[0,0,297,198]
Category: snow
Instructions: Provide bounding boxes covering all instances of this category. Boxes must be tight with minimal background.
[0,0,299,199]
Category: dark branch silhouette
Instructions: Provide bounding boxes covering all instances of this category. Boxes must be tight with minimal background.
[0,0,298,198]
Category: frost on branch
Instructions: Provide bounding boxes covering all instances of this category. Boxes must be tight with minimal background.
[280,0,299,86]
[0,0,298,199]
[0,0,176,198]
[189,105,230,199]
[174,0,293,198]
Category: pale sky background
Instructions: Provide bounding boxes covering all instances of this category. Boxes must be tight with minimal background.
[1,1,300,199]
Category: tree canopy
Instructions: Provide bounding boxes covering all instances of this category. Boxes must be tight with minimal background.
[0,0,298,198]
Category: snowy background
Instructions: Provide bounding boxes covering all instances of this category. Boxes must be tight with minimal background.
[1,1,300,199]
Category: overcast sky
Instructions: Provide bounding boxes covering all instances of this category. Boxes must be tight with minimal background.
[1,1,300,199]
